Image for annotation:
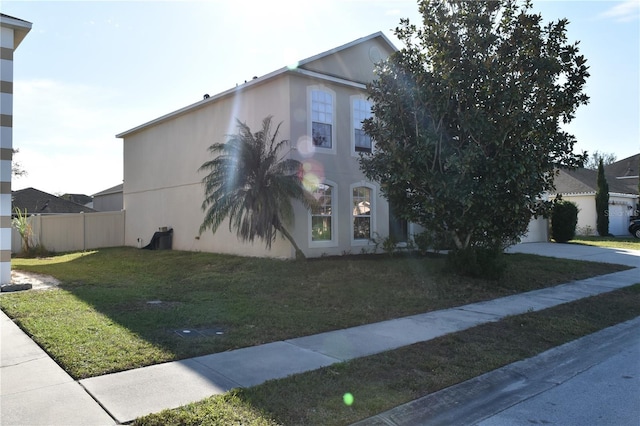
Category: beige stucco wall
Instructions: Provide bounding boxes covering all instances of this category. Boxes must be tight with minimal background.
[300,36,396,84]
[286,72,390,256]
[123,74,295,257]
[123,70,394,258]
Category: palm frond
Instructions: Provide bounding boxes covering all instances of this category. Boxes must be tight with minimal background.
[198,116,314,257]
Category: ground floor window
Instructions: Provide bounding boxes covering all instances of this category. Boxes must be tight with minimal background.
[352,186,372,240]
[311,183,333,242]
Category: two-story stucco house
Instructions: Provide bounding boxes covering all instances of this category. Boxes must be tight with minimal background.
[117,32,422,258]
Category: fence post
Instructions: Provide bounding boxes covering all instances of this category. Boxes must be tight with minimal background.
[82,212,86,251]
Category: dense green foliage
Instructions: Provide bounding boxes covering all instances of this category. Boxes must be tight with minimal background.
[595,158,610,236]
[445,247,507,280]
[551,200,578,242]
[360,0,589,257]
[199,116,314,258]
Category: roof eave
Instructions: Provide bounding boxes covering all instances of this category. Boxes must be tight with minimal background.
[296,31,398,69]
[115,65,290,139]
[116,31,398,139]
[0,13,32,50]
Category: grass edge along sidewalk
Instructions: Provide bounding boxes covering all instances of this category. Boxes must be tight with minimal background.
[3,248,629,380]
[129,283,640,426]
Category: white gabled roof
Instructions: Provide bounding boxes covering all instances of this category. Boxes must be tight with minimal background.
[116,32,397,139]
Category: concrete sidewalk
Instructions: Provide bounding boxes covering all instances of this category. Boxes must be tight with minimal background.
[353,316,640,426]
[0,310,116,425]
[1,243,639,425]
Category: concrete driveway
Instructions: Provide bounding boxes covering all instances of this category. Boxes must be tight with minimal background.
[506,242,640,268]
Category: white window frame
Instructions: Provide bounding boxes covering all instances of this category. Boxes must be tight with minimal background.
[309,180,338,248]
[350,95,373,157]
[308,86,337,155]
[350,182,376,246]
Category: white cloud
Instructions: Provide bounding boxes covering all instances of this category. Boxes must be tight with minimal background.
[600,0,639,22]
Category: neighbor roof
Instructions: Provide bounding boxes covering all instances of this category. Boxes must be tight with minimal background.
[12,188,97,214]
[553,164,639,196]
[604,153,639,178]
[116,32,397,139]
[93,183,123,197]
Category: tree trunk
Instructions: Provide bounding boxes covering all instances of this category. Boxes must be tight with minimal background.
[278,226,306,260]
[452,231,471,250]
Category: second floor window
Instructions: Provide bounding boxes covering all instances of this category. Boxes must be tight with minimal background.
[353,98,372,153]
[311,90,333,149]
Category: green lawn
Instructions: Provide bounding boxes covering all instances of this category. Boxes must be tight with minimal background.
[134,285,640,426]
[1,247,628,379]
[570,235,640,250]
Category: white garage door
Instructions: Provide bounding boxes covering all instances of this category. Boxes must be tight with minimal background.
[608,204,628,236]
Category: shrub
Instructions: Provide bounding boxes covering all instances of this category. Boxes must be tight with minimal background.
[551,200,578,243]
[12,207,33,253]
[445,246,506,280]
[382,235,398,256]
[414,230,455,254]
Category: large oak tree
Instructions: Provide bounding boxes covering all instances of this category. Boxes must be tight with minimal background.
[361,0,589,255]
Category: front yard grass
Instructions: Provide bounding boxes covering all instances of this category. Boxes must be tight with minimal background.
[570,235,640,250]
[134,284,640,426]
[1,247,628,380]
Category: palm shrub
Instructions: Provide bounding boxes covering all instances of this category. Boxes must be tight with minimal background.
[551,200,579,243]
[12,207,33,253]
[199,116,316,259]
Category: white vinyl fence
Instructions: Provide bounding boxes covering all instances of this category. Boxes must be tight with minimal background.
[11,211,125,254]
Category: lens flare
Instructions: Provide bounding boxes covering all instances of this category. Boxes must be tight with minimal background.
[300,160,324,192]
[343,392,354,406]
[296,135,315,158]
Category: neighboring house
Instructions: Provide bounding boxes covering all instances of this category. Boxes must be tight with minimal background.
[117,32,548,258]
[92,183,123,211]
[12,188,97,215]
[61,193,94,209]
[552,154,639,236]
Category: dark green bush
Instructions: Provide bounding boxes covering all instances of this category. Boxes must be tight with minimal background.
[445,247,507,280]
[551,200,578,243]
[414,230,455,254]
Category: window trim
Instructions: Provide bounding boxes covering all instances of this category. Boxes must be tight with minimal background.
[308,86,337,155]
[350,182,376,246]
[350,95,373,157]
[309,180,338,248]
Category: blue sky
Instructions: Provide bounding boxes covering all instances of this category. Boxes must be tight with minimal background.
[4,0,639,196]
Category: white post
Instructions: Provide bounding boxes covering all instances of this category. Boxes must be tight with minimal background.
[1,15,32,285]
